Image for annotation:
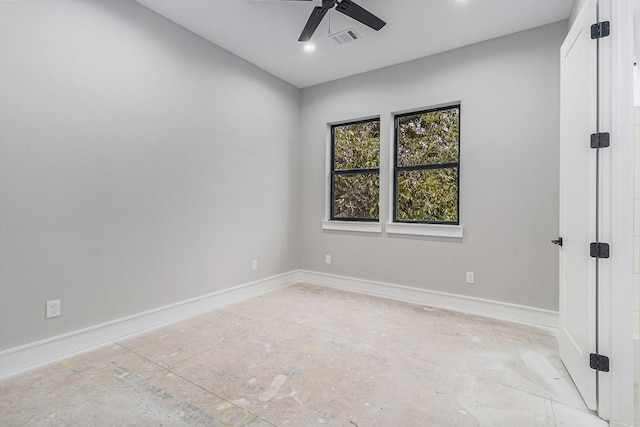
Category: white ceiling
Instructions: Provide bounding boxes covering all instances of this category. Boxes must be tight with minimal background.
[135,0,574,88]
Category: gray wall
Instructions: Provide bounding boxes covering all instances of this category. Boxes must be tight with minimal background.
[299,21,566,311]
[569,0,586,26]
[0,0,567,353]
[0,0,300,350]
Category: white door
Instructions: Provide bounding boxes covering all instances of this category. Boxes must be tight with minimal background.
[558,0,598,410]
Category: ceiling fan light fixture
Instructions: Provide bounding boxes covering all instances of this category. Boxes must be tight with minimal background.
[297,0,385,42]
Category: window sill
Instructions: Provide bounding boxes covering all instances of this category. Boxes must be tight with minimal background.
[385,222,464,238]
[322,221,382,233]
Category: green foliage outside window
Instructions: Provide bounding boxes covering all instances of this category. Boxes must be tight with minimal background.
[329,107,459,223]
[332,120,380,220]
[396,106,460,223]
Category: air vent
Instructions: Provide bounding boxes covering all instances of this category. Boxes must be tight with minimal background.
[331,29,360,45]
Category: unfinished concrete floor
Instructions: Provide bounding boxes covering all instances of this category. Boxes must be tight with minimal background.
[1,283,607,426]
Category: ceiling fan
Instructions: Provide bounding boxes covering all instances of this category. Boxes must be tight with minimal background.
[259,0,386,42]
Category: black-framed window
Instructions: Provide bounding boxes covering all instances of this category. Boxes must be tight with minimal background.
[331,118,380,221]
[394,105,460,224]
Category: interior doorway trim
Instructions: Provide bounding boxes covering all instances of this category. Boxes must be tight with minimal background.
[596,0,635,424]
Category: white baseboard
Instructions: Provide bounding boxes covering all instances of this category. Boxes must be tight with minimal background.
[295,270,559,329]
[0,269,559,379]
[0,272,297,379]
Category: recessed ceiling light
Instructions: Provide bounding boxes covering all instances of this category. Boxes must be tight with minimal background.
[304,43,316,53]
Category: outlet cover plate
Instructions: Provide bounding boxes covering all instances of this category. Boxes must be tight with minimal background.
[46,299,61,318]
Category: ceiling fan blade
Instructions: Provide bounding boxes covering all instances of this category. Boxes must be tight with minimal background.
[335,0,386,31]
[298,6,330,42]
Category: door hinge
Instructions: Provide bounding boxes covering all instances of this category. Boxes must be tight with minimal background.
[590,132,610,148]
[590,242,610,258]
[591,21,610,39]
[590,353,610,372]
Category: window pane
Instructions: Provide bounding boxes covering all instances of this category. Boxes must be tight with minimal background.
[333,173,379,220]
[397,107,459,167]
[334,121,380,170]
[396,168,458,222]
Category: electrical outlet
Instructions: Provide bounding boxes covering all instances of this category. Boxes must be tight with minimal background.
[252,260,258,271]
[325,255,331,265]
[466,272,475,284]
[46,299,61,319]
